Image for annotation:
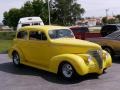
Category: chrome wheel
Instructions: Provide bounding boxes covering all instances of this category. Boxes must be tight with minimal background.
[12,52,20,66]
[62,63,73,78]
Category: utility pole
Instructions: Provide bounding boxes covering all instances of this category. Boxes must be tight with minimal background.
[48,0,51,25]
[105,9,109,24]
[105,9,109,17]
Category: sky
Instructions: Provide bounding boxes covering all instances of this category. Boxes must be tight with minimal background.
[79,0,120,17]
[1,0,120,23]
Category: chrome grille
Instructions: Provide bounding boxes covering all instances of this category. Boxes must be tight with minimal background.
[89,50,103,69]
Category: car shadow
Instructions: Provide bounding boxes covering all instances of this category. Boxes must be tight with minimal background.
[0,62,100,84]
[112,55,120,63]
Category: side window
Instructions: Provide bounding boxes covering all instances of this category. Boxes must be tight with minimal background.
[109,26,117,30]
[17,31,28,39]
[115,32,120,40]
[22,23,30,27]
[29,31,47,40]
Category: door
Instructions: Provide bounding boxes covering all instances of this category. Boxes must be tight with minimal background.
[16,30,29,61]
[26,30,52,68]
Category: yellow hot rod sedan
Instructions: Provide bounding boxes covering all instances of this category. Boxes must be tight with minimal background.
[8,25,112,79]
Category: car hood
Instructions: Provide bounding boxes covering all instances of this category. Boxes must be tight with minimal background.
[50,38,101,54]
[87,37,108,42]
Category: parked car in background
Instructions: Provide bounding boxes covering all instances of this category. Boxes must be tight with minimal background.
[87,30,120,56]
[100,24,120,37]
[70,26,101,40]
[9,25,112,79]
[70,26,89,39]
[17,17,44,30]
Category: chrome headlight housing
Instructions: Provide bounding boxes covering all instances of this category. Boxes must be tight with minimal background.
[87,49,103,69]
[87,49,102,56]
[87,49,103,60]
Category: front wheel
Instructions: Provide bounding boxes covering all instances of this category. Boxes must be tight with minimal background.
[12,52,21,66]
[58,62,78,80]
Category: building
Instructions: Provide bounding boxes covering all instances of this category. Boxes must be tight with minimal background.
[76,17,102,27]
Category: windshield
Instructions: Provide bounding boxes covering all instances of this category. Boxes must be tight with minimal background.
[117,25,120,29]
[106,30,120,38]
[49,29,74,39]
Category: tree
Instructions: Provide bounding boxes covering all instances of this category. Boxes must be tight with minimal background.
[107,19,116,24]
[20,1,34,17]
[3,0,85,30]
[102,17,117,24]
[116,15,120,23]
[32,0,49,24]
[102,17,107,24]
[51,0,85,25]
[2,12,8,25]
[3,8,21,30]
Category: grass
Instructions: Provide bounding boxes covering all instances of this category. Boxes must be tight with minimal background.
[0,31,16,40]
[0,31,15,53]
[0,40,12,53]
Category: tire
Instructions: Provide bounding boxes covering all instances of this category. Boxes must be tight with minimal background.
[12,52,21,66]
[103,47,114,55]
[102,46,115,59]
[58,62,78,80]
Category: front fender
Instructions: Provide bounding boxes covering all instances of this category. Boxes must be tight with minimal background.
[49,54,89,75]
[102,50,112,68]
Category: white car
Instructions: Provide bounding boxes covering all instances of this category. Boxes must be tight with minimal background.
[17,17,44,31]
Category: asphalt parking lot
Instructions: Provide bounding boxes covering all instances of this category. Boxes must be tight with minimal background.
[0,54,120,90]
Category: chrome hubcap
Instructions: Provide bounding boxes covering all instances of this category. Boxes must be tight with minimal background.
[13,54,19,65]
[62,63,73,78]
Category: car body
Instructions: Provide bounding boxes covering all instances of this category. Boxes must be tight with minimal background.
[9,25,112,79]
[70,26,101,40]
[100,24,120,37]
[70,26,89,39]
[87,30,120,56]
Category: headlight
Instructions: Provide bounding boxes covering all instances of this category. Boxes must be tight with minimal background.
[88,55,92,62]
[97,49,102,56]
[105,52,110,59]
[102,51,110,60]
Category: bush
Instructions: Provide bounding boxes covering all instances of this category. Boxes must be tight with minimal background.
[0,31,16,40]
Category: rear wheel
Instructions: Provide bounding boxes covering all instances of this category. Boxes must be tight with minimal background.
[12,52,21,66]
[58,62,78,80]
[102,46,114,56]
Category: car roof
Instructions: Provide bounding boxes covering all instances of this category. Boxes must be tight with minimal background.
[19,25,68,32]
